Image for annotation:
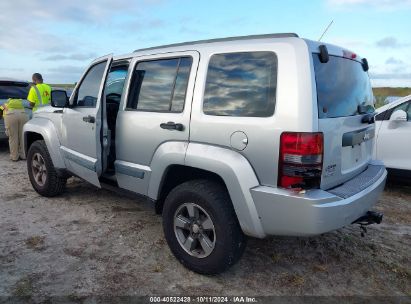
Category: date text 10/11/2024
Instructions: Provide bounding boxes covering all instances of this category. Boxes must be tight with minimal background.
[149,296,258,303]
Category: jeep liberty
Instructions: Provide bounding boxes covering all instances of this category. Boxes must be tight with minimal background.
[23,33,386,274]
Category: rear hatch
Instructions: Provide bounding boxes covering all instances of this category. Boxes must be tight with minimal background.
[312,51,375,190]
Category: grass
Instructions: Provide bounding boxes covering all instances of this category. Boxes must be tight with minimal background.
[25,236,45,251]
[12,277,34,297]
[50,83,76,89]
[279,273,305,287]
[373,87,411,108]
[373,87,411,97]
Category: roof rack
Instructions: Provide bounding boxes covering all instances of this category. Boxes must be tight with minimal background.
[133,33,299,52]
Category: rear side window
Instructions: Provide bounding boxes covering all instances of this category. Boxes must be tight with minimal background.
[127,57,192,112]
[203,52,277,117]
[313,55,374,118]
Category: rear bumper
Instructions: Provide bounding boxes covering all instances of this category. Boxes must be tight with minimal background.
[251,164,387,236]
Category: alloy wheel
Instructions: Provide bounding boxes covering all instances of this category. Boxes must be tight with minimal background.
[31,153,47,187]
[173,203,216,258]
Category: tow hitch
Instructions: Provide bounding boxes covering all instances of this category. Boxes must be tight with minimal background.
[352,211,383,237]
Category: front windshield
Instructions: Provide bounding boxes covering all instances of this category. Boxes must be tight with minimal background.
[0,82,30,99]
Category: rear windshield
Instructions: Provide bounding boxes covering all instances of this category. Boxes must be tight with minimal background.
[313,55,374,119]
[0,82,30,99]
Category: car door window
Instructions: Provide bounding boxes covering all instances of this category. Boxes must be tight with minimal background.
[127,57,192,112]
[74,61,107,107]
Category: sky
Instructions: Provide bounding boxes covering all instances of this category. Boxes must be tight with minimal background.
[0,0,410,87]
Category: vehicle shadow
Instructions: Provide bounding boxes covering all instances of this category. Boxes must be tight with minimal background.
[386,175,411,189]
[0,138,8,149]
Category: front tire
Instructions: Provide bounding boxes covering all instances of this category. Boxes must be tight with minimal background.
[162,179,246,274]
[27,140,66,197]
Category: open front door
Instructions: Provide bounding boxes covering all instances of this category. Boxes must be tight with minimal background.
[60,54,113,187]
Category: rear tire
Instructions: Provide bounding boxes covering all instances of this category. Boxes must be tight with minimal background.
[27,140,66,197]
[162,179,246,274]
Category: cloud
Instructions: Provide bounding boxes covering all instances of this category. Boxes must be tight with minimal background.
[328,37,368,49]
[179,26,206,36]
[0,0,163,25]
[117,18,167,35]
[327,0,411,10]
[0,0,165,82]
[385,57,404,65]
[0,0,164,53]
[44,53,98,61]
[371,78,411,87]
[0,27,70,53]
[45,65,87,83]
[370,72,411,79]
[48,65,85,74]
[0,67,24,72]
[368,57,411,87]
[375,37,410,48]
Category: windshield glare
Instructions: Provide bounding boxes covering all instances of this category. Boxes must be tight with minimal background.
[0,82,30,100]
[313,55,374,119]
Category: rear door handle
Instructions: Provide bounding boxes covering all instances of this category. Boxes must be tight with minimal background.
[160,121,184,131]
[83,115,95,123]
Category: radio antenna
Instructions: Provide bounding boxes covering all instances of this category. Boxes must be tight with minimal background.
[318,20,334,41]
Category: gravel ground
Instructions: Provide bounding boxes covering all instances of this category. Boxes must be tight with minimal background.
[0,140,410,301]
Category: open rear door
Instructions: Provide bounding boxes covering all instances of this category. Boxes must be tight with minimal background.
[60,54,113,187]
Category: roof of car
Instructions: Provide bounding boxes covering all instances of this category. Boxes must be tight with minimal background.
[112,33,303,61]
[111,32,360,62]
[133,33,299,53]
[0,77,29,83]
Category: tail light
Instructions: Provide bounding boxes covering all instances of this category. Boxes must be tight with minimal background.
[278,132,324,189]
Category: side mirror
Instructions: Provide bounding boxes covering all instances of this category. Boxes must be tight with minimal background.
[390,109,407,122]
[51,90,68,108]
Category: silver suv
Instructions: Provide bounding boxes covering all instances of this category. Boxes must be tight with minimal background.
[23,33,387,274]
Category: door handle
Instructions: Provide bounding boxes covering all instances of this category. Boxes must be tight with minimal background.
[83,115,95,123]
[160,121,184,131]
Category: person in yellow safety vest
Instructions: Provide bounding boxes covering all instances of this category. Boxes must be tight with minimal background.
[0,98,29,161]
[27,73,51,112]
